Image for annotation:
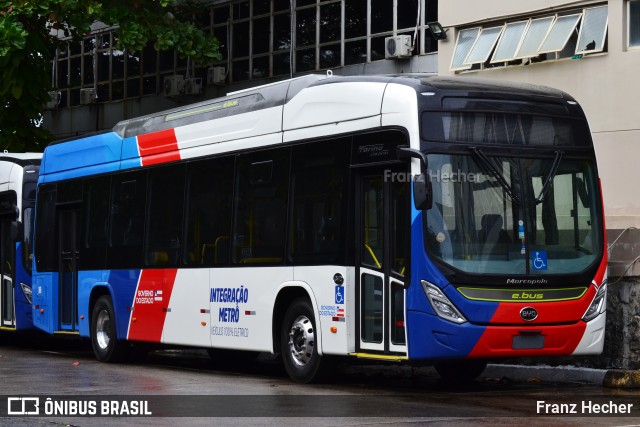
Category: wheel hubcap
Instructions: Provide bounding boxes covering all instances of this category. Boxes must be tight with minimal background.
[288,315,315,367]
[95,309,112,350]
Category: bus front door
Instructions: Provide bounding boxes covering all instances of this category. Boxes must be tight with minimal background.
[58,207,80,332]
[0,215,15,328]
[356,169,410,356]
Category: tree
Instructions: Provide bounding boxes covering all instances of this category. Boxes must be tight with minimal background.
[0,0,221,151]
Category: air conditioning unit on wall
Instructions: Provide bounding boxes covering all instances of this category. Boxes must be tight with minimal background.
[385,35,413,59]
[80,88,96,105]
[184,78,202,95]
[164,75,185,97]
[207,67,226,85]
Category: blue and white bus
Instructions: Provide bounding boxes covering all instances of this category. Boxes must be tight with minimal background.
[32,75,607,382]
[0,153,41,332]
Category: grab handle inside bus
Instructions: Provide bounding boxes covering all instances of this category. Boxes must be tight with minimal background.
[396,146,432,211]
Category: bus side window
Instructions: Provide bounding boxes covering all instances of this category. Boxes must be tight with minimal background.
[81,176,110,270]
[108,172,146,268]
[290,138,348,265]
[232,148,290,265]
[145,165,185,267]
[34,185,57,272]
[184,157,234,267]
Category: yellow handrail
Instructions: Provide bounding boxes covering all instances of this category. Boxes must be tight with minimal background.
[364,243,382,269]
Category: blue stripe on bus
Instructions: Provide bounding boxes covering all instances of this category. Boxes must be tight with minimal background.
[120,136,143,170]
[105,269,141,340]
[406,211,498,359]
[72,270,140,339]
[39,132,125,183]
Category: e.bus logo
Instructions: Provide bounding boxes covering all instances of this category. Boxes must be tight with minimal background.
[7,397,40,415]
[520,307,538,322]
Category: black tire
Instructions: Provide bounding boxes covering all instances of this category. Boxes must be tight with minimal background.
[434,360,487,382]
[280,298,332,383]
[91,295,130,363]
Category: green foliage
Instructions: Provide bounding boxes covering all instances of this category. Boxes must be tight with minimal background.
[0,0,221,151]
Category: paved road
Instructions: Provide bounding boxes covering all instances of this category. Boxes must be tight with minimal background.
[0,332,637,426]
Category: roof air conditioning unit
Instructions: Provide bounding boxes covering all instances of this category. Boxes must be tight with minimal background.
[184,78,202,95]
[79,88,96,105]
[164,75,185,97]
[44,91,60,110]
[207,67,226,85]
[385,35,413,59]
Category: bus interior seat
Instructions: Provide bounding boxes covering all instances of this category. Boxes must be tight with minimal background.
[479,214,511,245]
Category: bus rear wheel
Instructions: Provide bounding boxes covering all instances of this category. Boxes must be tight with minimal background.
[280,298,332,383]
[91,295,129,363]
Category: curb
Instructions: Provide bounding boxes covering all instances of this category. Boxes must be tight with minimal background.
[485,364,607,385]
[603,369,640,388]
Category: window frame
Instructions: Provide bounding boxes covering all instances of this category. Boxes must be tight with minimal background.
[514,16,555,59]
[575,5,608,55]
[538,13,582,54]
[463,25,504,65]
[450,27,481,71]
[490,20,528,63]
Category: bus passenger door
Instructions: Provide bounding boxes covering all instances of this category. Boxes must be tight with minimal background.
[58,207,80,332]
[356,169,410,356]
[0,215,16,328]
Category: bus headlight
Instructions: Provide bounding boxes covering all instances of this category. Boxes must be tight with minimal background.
[421,280,467,324]
[582,283,606,322]
[20,283,32,304]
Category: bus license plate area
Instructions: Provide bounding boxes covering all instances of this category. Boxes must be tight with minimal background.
[512,334,544,350]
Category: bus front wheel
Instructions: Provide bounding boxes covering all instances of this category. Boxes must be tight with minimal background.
[280,298,331,383]
[91,295,129,363]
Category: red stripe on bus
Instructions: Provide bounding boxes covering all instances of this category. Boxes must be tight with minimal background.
[127,269,178,343]
[137,129,180,166]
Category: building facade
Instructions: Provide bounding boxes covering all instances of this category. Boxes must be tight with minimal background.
[43,0,438,139]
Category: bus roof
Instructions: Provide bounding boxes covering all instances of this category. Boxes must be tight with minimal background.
[39,74,582,183]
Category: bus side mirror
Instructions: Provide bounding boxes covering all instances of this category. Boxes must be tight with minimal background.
[396,146,433,211]
[413,174,433,211]
[10,221,23,242]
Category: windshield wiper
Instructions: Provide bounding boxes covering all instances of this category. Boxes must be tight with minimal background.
[469,147,520,204]
[535,150,564,205]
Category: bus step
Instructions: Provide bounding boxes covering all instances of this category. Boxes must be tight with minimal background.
[349,353,407,362]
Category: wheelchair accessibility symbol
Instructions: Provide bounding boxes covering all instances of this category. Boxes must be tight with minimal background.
[335,286,344,304]
[532,251,548,271]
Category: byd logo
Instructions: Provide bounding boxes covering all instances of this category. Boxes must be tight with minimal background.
[520,307,539,322]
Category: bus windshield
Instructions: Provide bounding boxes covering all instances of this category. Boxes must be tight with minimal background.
[424,152,601,276]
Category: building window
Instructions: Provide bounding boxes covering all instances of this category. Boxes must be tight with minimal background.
[51,1,439,107]
[630,0,640,48]
[576,5,608,54]
[451,4,608,72]
[491,20,527,63]
[464,26,503,65]
[450,27,480,71]
[538,14,582,54]
[515,16,555,59]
